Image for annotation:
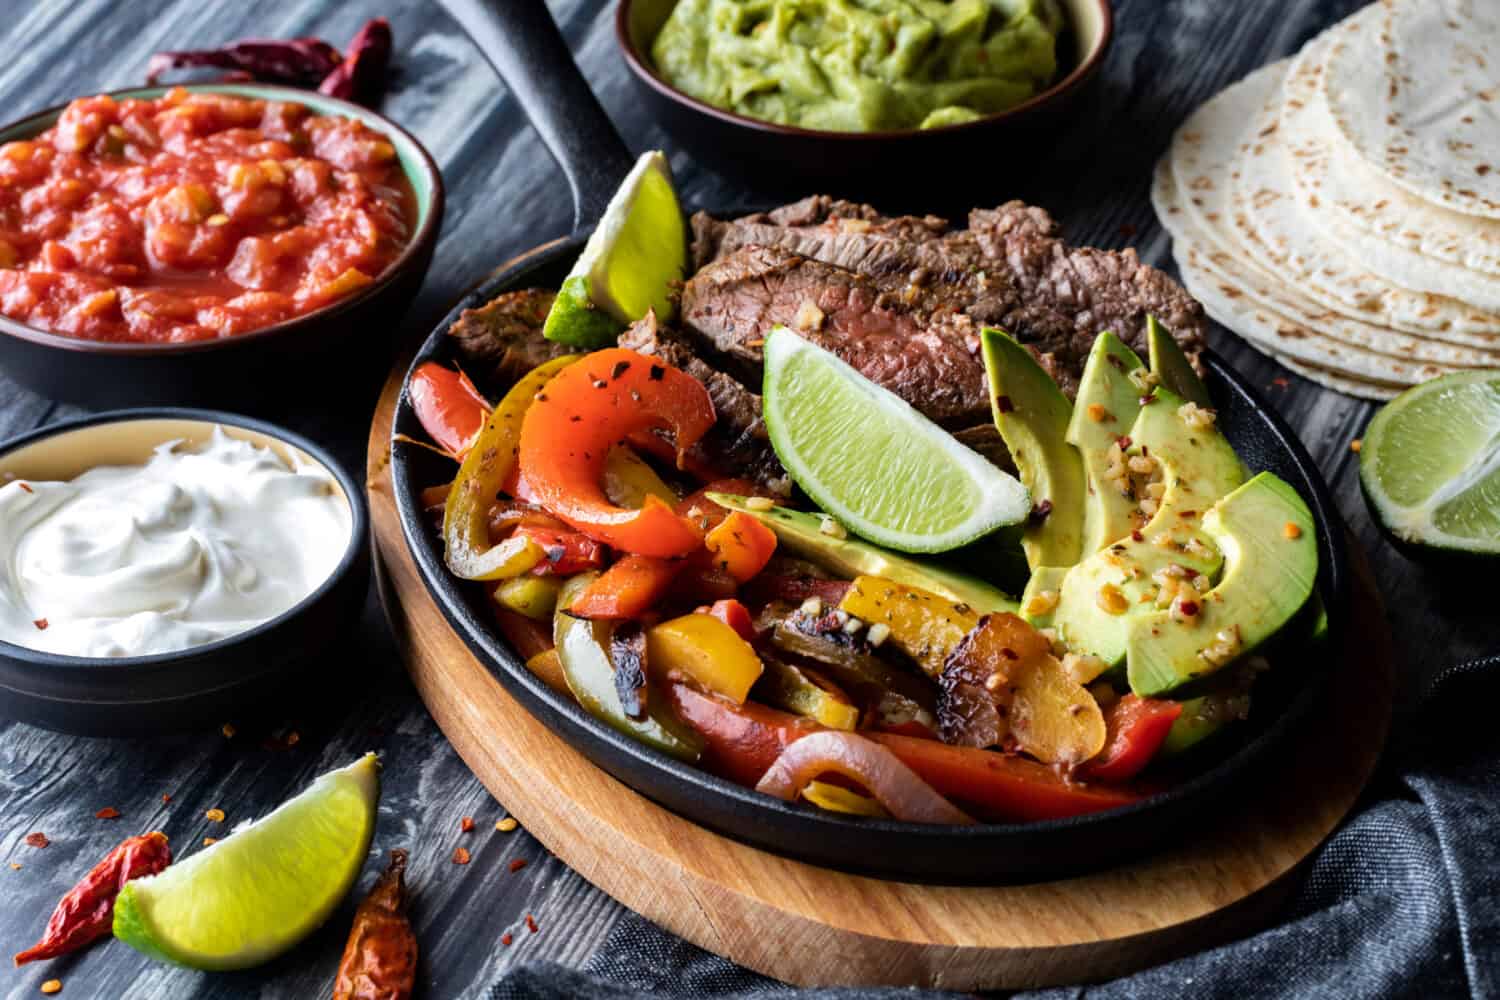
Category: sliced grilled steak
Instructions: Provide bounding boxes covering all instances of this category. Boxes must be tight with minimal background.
[447,289,573,386]
[681,199,1206,407]
[618,313,792,496]
[681,245,993,426]
[691,195,950,269]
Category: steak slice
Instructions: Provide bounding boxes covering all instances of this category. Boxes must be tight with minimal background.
[680,245,993,427]
[447,288,572,386]
[618,313,792,496]
[681,199,1207,404]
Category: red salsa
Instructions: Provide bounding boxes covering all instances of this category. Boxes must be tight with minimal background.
[0,89,417,343]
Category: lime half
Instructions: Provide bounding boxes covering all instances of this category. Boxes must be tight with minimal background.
[1360,370,1500,556]
[543,150,686,348]
[114,754,380,971]
[762,327,1030,553]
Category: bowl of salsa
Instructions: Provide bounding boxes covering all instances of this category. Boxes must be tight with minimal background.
[0,84,443,407]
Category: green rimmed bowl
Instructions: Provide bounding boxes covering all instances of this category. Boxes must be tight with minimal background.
[0,83,444,409]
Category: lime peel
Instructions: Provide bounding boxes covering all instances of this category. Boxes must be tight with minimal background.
[761,327,1031,553]
[113,754,381,971]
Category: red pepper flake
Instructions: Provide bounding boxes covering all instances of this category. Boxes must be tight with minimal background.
[509,858,527,873]
[204,808,226,823]
[460,817,475,833]
[525,914,539,934]
[33,619,48,631]
[161,794,172,804]
[18,482,33,493]
[501,933,513,946]
[452,847,470,865]
[25,833,49,849]
[1179,600,1201,617]
[95,808,120,820]
[1271,376,1290,388]
[1131,530,1145,542]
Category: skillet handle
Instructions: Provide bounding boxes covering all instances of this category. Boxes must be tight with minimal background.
[439,0,635,233]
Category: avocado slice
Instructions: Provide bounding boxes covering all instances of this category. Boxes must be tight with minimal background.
[980,328,1086,569]
[708,494,1018,613]
[1127,472,1318,696]
[1067,332,1148,555]
[1147,315,1214,409]
[1018,565,1070,628]
[1050,385,1247,667]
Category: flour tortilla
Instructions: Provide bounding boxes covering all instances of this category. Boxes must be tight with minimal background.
[1175,247,1440,400]
[1167,40,1500,341]
[1283,26,1500,279]
[1323,0,1500,220]
[1232,57,1500,332]
[1154,159,1500,367]
[1281,25,1500,309]
[1274,354,1402,402]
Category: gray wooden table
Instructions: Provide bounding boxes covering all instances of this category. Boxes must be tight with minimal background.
[0,0,1490,997]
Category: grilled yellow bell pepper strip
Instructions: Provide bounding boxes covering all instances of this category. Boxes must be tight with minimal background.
[603,446,679,509]
[753,656,860,730]
[524,648,570,698]
[442,355,579,580]
[838,575,981,677]
[645,613,764,704]
[554,575,703,761]
[801,780,888,817]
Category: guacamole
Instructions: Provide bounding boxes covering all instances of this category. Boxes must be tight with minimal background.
[651,0,1064,133]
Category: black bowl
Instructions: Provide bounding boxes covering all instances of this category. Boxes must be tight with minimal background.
[388,235,1349,883]
[616,0,1113,203]
[0,84,444,410]
[0,410,370,736]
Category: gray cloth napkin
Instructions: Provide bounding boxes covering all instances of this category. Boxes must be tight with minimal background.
[490,655,1500,999]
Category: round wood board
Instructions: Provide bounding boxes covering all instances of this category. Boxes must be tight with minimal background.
[366,360,1393,991]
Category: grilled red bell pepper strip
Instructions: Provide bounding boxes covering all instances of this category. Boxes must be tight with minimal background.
[408,361,490,461]
[14,831,172,966]
[513,523,607,576]
[667,685,1142,820]
[568,555,683,620]
[698,599,755,642]
[866,733,1142,821]
[1077,695,1183,783]
[519,349,715,557]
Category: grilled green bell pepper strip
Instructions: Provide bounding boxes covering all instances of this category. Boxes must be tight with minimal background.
[442,355,579,580]
[553,575,703,762]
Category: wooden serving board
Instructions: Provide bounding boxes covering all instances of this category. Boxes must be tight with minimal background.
[366,362,1393,991]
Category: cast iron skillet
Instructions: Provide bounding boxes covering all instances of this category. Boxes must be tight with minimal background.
[392,0,1349,882]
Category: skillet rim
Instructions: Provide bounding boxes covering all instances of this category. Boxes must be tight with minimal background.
[387,233,1349,879]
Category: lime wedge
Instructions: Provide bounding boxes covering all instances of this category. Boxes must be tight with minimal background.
[113,755,380,971]
[542,150,686,348]
[1360,370,1500,556]
[761,327,1030,553]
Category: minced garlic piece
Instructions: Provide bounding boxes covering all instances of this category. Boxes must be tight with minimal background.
[1178,401,1217,430]
[819,515,846,539]
[793,299,826,332]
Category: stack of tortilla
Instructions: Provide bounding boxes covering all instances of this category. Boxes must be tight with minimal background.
[1152,0,1500,400]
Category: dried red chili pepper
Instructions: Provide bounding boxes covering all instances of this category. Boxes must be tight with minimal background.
[318,18,394,107]
[332,849,417,1000]
[147,37,342,88]
[14,831,171,966]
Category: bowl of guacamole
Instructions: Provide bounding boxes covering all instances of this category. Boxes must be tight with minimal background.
[617,0,1112,194]
[644,0,1066,134]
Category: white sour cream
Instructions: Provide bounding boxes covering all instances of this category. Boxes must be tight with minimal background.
[0,428,351,659]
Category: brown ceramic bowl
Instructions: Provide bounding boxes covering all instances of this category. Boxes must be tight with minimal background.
[617,0,1113,201]
[0,83,444,410]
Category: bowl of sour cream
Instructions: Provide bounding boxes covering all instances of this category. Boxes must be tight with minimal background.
[0,410,368,735]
